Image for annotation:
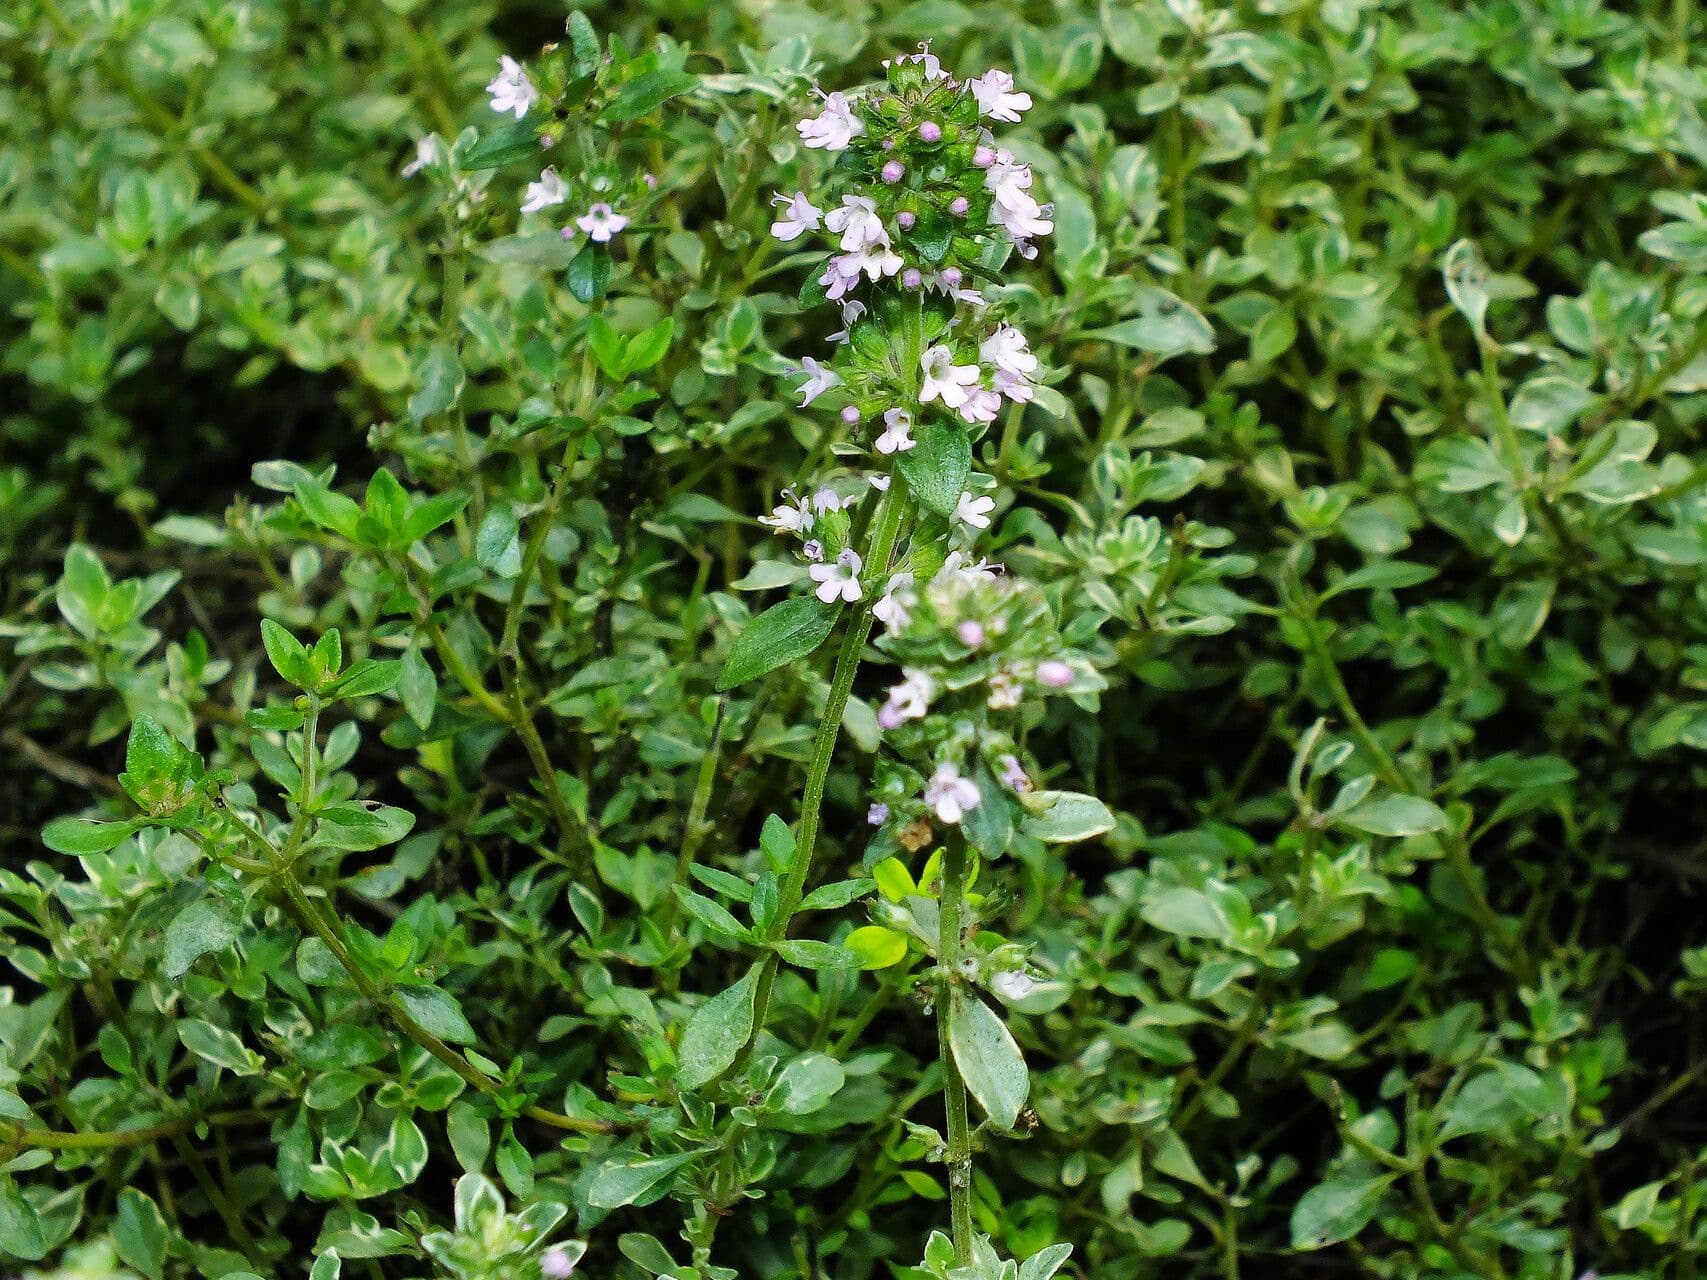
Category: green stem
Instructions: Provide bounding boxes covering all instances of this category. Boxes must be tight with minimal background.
[662,700,728,940]
[730,478,913,1073]
[937,839,975,1265]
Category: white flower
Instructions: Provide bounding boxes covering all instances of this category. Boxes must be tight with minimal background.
[770,191,823,242]
[401,136,439,178]
[987,670,1022,710]
[840,245,904,282]
[487,56,538,119]
[938,550,1004,584]
[980,325,1037,379]
[986,151,1054,246]
[873,571,915,631]
[875,408,916,455]
[541,1246,579,1279]
[869,473,891,491]
[992,969,1035,1001]
[920,345,981,409]
[928,273,987,308]
[576,203,629,242]
[924,762,981,824]
[969,69,1033,123]
[883,47,951,82]
[759,493,813,535]
[810,548,864,604]
[829,299,867,344]
[811,486,846,514]
[955,491,996,529]
[794,357,842,407]
[878,666,934,727]
[958,387,1002,423]
[521,168,568,214]
[825,195,889,252]
[802,538,825,561]
[798,91,865,152]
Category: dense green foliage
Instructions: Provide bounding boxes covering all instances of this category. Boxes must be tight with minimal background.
[3,0,1706,1277]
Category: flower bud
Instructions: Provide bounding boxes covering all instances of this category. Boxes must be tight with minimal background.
[881,160,905,184]
[897,210,917,229]
[918,121,942,143]
[949,195,969,217]
[902,268,923,289]
[957,620,986,647]
[973,145,996,168]
[841,405,861,424]
[1038,659,1073,687]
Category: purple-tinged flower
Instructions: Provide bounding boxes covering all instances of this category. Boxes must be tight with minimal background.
[924,763,981,824]
[770,191,824,242]
[997,753,1031,792]
[794,357,842,407]
[875,408,916,455]
[802,539,825,561]
[1038,659,1073,688]
[487,56,538,118]
[958,386,1002,423]
[878,667,934,727]
[812,486,846,514]
[828,299,867,344]
[810,549,865,604]
[969,69,1033,123]
[957,620,986,648]
[798,91,865,152]
[826,195,888,251]
[868,802,890,826]
[992,969,1035,1001]
[918,120,942,143]
[576,202,629,242]
[643,172,658,188]
[881,160,905,184]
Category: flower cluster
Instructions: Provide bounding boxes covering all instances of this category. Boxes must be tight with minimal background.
[865,555,1101,848]
[468,54,645,247]
[756,46,1062,843]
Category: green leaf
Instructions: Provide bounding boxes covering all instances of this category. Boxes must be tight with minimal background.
[676,963,761,1090]
[895,422,972,518]
[623,316,675,373]
[399,646,438,730]
[113,1188,167,1280]
[845,925,908,970]
[605,70,697,122]
[408,341,465,424]
[716,596,840,691]
[1019,791,1114,844]
[773,939,860,970]
[464,119,540,170]
[396,987,477,1045]
[163,898,240,978]
[587,1151,699,1209]
[178,1019,262,1074]
[261,618,312,688]
[1084,287,1215,360]
[949,990,1028,1128]
[1290,1173,1395,1249]
[317,803,416,851]
[42,817,134,855]
[1339,793,1449,838]
[475,505,521,576]
[568,241,612,304]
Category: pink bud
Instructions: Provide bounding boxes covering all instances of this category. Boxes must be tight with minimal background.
[949,195,969,217]
[918,121,942,143]
[941,267,962,287]
[877,704,903,730]
[973,145,996,168]
[841,405,861,424]
[882,160,905,184]
[897,210,917,229]
[901,268,922,289]
[957,620,986,647]
[1038,660,1073,688]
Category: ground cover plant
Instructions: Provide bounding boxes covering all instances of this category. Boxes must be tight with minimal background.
[2,0,1706,1276]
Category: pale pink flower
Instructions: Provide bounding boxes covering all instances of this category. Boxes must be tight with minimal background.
[810,549,864,604]
[576,203,629,242]
[770,191,824,242]
[924,763,981,824]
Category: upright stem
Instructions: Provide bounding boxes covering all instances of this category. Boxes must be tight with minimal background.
[730,478,913,1071]
[936,838,975,1264]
